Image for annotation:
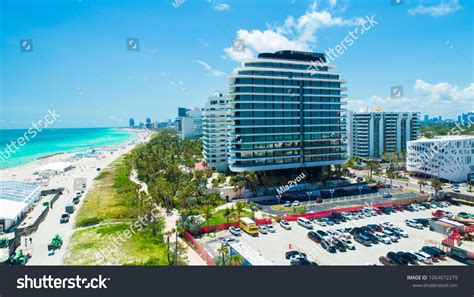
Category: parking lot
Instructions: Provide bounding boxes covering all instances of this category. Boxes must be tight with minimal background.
[198,204,473,266]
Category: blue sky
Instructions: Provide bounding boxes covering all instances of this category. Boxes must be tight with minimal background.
[0,0,472,129]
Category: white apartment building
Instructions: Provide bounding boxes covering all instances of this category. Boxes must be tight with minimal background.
[179,108,203,139]
[406,135,474,183]
[202,92,231,172]
[347,111,420,158]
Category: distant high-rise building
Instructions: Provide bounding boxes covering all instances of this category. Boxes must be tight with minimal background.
[145,117,152,129]
[461,112,474,124]
[347,111,420,158]
[129,118,135,128]
[178,107,189,117]
[227,50,347,173]
[180,108,203,139]
[423,115,429,122]
[203,91,230,172]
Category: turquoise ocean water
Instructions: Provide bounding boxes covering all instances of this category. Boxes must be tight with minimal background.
[0,128,135,169]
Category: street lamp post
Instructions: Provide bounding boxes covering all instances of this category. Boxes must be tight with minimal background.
[358,186,363,196]
[329,189,335,200]
[277,194,281,206]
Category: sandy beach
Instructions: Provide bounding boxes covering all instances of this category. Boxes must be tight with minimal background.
[0,128,152,265]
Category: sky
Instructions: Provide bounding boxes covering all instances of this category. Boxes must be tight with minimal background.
[0,0,473,129]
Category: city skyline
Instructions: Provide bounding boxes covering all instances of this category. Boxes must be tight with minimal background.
[1,0,472,129]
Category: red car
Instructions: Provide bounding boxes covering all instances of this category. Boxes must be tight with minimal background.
[379,256,398,266]
[432,210,453,218]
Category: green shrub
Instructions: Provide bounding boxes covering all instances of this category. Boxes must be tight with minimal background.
[76,217,103,228]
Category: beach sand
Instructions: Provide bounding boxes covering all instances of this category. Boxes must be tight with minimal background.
[0,129,151,265]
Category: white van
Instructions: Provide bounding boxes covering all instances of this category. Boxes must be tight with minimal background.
[297,217,313,229]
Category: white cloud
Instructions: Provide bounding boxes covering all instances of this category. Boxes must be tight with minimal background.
[213,3,230,11]
[194,59,226,76]
[408,0,461,17]
[223,2,364,62]
[347,80,474,118]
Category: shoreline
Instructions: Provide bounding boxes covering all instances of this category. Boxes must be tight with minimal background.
[0,128,143,173]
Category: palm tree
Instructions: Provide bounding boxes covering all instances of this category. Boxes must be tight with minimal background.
[223,207,235,223]
[217,245,229,266]
[431,179,444,195]
[366,159,378,180]
[228,254,244,266]
[201,205,214,227]
[234,201,246,219]
[418,179,427,192]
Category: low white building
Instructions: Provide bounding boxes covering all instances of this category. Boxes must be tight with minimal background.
[34,161,73,176]
[0,181,42,232]
[406,136,474,182]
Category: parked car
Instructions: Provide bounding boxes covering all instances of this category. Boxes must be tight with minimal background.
[327,230,343,239]
[229,226,242,236]
[221,237,238,246]
[316,230,331,241]
[387,252,408,265]
[379,256,398,266]
[290,256,316,266]
[284,201,291,207]
[422,246,446,260]
[297,217,313,229]
[413,251,433,264]
[60,213,70,224]
[308,231,324,243]
[292,200,300,207]
[380,222,394,229]
[258,225,268,234]
[340,238,356,250]
[388,228,407,239]
[452,188,461,193]
[399,252,419,265]
[321,217,335,226]
[405,219,423,229]
[266,224,275,233]
[337,228,352,239]
[374,232,391,244]
[354,234,372,247]
[280,220,292,230]
[363,232,379,244]
[404,205,415,212]
[321,240,337,253]
[72,196,80,204]
[314,219,327,227]
[382,229,399,242]
[383,192,393,198]
[433,210,453,218]
[414,218,430,227]
[333,239,347,252]
[285,250,307,260]
[367,224,383,232]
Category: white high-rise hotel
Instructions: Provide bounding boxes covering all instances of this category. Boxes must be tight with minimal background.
[227,50,347,173]
[202,92,231,172]
[347,111,420,158]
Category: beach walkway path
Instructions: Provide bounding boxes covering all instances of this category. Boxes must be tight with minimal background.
[129,169,206,266]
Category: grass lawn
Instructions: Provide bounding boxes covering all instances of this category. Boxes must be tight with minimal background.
[64,154,169,265]
[205,209,252,226]
[64,224,168,265]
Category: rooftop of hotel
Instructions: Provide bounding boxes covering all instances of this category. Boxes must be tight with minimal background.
[0,181,42,220]
[411,135,474,143]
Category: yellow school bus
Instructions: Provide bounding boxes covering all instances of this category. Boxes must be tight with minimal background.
[239,217,258,236]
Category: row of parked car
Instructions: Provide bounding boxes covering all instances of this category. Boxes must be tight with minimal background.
[285,251,317,266]
[379,246,447,266]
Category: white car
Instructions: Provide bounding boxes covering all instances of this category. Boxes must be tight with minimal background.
[292,200,300,207]
[417,205,427,210]
[374,232,391,244]
[266,224,276,233]
[258,225,268,234]
[327,230,343,240]
[380,222,394,229]
[340,238,356,250]
[337,229,352,239]
[381,229,399,242]
[221,237,238,246]
[439,201,449,207]
[414,251,433,264]
[314,219,327,227]
[280,220,291,230]
[391,227,409,238]
[228,226,242,236]
[406,219,423,229]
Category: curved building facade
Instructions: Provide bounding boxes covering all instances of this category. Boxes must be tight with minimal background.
[228,51,347,172]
